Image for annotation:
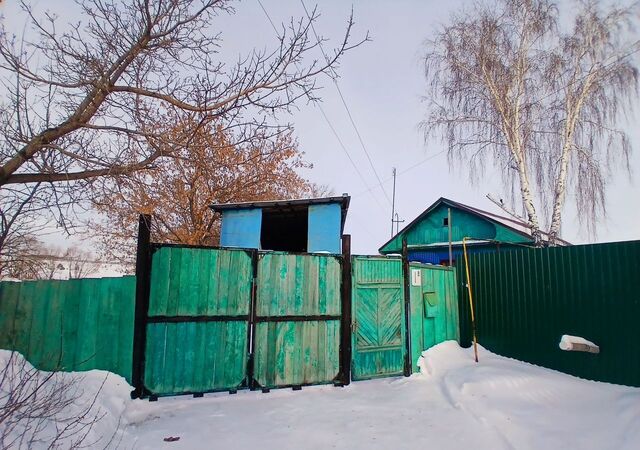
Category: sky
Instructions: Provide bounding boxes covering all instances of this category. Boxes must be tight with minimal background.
[2,0,639,255]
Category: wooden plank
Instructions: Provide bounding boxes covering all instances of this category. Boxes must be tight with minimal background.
[166,247,182,316]
[44,280,64,370]
[178,248,195,316]
[149,247,171,316]
[117,276,136,382]
[0,282,21,350]
[60,279,81,371]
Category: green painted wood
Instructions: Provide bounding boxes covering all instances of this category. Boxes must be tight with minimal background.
[253,321,340,388]
[143,246,252,395]
[253,252,342,388]
[455,240,640,387]
[256,252,341,317]
[351,256,405,380]
[381,202,533,254]
[0,277,136,382]
[408,264,459,373]
[148,247,252,317]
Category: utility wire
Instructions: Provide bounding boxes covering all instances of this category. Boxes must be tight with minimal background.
[255,0,388,213]
[354,149,448,197]
[256,0,279,36]
[299,0,393,206]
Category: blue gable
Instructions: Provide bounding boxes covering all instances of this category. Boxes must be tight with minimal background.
[307,203,341,253]
[219,208,262,248]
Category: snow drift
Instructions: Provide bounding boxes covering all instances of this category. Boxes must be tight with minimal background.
[0,350,131,449]
[2,342,639,449]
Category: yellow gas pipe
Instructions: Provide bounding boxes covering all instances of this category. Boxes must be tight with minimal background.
[462,237,479,363]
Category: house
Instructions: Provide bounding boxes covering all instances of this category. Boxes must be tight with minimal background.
[210,195,350,254]
[379,197,569,265]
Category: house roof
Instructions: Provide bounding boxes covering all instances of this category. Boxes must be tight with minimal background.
[210,195,351,230]
[379,197,570,253]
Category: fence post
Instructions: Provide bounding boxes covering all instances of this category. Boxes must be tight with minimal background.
[131,214,152,399]
[247,249,259,390]
[402,237,412,377]
[339,234,352,386]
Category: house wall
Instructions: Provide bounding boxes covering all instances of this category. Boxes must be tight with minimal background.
[219,208,262,248]
[307,203,342,253]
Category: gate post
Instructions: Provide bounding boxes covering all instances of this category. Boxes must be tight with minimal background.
[247,249,259,390]
[339,234,352,385]
[131,214,152,399]
[402,237,412,377]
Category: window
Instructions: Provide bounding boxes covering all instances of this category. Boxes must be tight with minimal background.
[260,208,308,252]
[442,217,449,227]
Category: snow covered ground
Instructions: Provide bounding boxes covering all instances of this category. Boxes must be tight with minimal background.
[2,342,639,449]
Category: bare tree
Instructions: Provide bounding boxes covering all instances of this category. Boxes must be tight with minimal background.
[90,119,326,266]
[0,0,364,254]
[1,240,101,280]
[422,0,637,244]
[544,2,638,241]
[0,351,112,449]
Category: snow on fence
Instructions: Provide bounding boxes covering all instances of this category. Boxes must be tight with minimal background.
[456,239,640,387]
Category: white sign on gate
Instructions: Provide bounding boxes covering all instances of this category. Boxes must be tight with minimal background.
[411,269,422,286]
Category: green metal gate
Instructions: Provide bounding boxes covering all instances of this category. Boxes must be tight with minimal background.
[351,256,405,380]
[142,246,252,397]
[408,263,459,372]
[252,252,343,389]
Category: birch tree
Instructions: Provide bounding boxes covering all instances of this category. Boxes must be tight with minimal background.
[422,0,637,244]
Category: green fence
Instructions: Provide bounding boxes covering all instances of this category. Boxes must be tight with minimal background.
[351,256,405,380]
[253,252,342,389]
[351,256,460,380]
[142,246,252,396]
[135,245,346,397]
[456,240,640,387]
[409,263,459,373]
[0,277,136,382]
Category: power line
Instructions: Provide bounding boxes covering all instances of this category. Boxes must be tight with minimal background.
[254,0,388,213]
[354,149,447,197]
[256,0,279,37]
[316,106,388,211]
[299,0,393,206]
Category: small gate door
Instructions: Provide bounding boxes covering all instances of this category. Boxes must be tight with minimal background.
[409,263,459,372]
[351,256,405,380]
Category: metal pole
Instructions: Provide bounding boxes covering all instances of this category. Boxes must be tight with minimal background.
[132,214,152,399]
[339,234,352,386]
[462,237,479,363]
[401,237,412,376]
[448,208,453,266]
[390,167,397,237]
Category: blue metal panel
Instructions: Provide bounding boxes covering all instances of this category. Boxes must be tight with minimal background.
[307,203,341,253]
[220,209,262,248]
[408,244,521,265]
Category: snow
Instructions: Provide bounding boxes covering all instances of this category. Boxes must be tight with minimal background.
[0,350,131,449]
[559,334,600,352]
[3,343,640,449]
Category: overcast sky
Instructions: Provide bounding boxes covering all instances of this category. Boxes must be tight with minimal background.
[3,0,639,254]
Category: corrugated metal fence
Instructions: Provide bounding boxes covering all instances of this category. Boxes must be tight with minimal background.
[0,277,136,382]
[456,240,640,387]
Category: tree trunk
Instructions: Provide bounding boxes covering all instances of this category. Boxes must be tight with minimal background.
[548,141,571,245]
